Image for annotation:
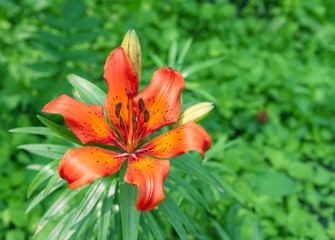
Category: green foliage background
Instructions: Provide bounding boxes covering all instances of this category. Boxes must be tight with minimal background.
[1,0,335,239]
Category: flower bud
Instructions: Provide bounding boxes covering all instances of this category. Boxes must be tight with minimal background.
[173,102,214,128]
[121,28,142,80]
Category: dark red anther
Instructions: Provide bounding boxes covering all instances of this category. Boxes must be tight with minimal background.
[119,116,124,129]
[138,98,145,113]
[115,103,122,118]
[144,109,150,122]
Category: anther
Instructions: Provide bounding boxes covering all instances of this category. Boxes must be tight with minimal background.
[144,109,150,122]
[119,116,124,129]
[115,103,122,118]
[138,98,145,113]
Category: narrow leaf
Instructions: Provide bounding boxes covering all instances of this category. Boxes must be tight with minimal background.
[210,218,232,240]
[168,171,210,211]
[18,144,68,159]
[119,161,140,240]
[168,39,178,68]
[9,127,58,137]
[159,198,188,240]
[182,56,226,78]
[176,38,192,71]
[149,52,165,68]
[34,188,81,238]
[59,179,107,240]
[170,155,225,194]
[44,172,62,198]
[27,159,60,198]
[143,212,165,240]
[26,180,65,214]
[98,181,116,240]
[67,74,106,106]
[37,115,82,145]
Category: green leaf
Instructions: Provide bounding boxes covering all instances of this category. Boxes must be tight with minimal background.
[67,74,106,106]
[143,212,165,240]
[26,180,65,214]
[98,181,115,240]
[18,144,68,159]
[185,82,219,105]
[43,172,61,198]
[168,171,210,211]
[33,188,81,238]
[163,195,197,236]
[170,155,225,194]
[59,179,106,240]
[168,39,178,68]
[210,218,232,240]
[211,171,245,204]
[159,196,188,240]
[182,56,226,78]
[27,159,60,198]
[149,52,165,68]
[176,38,192,71]
[9,127,58,137]
[252,217,260,240]
[119,161,140,240]
[37,115,82,145]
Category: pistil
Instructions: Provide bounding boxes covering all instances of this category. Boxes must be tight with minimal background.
[126,89,136,153]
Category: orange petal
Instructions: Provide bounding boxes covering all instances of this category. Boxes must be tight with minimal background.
[134,67,185,142]
[124,155,170,211]
[42,95,120,146]
[140,121,211,159]
[59,146,127,189]
[104,47,138,140]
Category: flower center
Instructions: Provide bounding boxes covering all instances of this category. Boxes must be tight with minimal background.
[114,88,150,154]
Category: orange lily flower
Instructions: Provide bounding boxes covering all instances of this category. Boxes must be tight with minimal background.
[42,47,211,211]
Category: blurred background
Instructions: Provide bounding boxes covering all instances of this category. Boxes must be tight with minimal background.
[1,0,335,239]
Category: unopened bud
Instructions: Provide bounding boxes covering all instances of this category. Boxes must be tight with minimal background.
[121,28,142,80]
[173,102,214,128]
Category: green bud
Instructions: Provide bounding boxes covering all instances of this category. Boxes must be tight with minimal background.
[121,28,142,80]
[173,102,214,128]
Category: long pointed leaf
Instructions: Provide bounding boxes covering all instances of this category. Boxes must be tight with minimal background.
[34,188,81,238]
[67,74,106,106]
[170,155,224,194]
[59,179,107,240]
[37,115,82,145]
[119,161,140,240]
[25,180,65,214]
[27,159,60,198]
[182,56,226,78]
[19,144,68,159]
[159,197,188,240]
[143,212,165,240]
[9,127,58,137]
[98,181,116,240]
[168,171,210,211]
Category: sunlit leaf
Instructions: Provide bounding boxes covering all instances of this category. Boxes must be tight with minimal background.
[119,161,140,240]
[37,115,82,145]
[18,144,68,159]
[27,159,60,198]
[67,74,106,106]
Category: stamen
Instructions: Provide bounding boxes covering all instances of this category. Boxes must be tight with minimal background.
[115,103,122,118]
[144,109,150,122]
[138,98,145,113]
[119,116,124,129]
